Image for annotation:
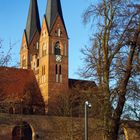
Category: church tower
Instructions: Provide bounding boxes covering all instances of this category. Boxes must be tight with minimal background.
[39,0,69,113]
[20,0,69,114]
[20,0,41,72]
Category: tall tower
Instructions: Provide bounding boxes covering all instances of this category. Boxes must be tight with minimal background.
[20,0,41,72]
[39,0,69,113]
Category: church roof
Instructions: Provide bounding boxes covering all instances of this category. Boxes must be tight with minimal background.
[0,67,44,106]
[25,0,41,45]
[69,79,97,90]
[45,0,68,36]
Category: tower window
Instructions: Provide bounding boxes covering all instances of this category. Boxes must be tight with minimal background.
[55,64,62,83]
[54,42,61,55]
[58,28,61,37]
[56,64,58,82]
[36,42,39,50]
[37,59,39,67]
[59,65,61,75]
[56,64,58,74]
[59,65,62,83]
[33,62,36,70]
[42,65,45,83]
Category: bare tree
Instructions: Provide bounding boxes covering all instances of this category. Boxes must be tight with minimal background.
[0,39,12,66]
[81,1,140,140]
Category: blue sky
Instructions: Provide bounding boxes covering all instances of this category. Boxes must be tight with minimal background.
[0,0,91,79]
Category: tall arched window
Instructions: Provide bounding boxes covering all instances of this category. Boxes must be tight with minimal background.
[56,64,58,82]
[54,42,61,55]
[56,64,58,74]
[59,65,61,75]
[58,28,61,37]
[59,65,62,83]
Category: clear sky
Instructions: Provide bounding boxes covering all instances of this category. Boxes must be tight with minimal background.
[0,0,91,79]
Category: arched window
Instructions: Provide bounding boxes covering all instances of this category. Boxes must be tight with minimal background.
[59,65,61,75]
[56,64,58,82]
[12,121,33,140]
[54,42,61,55]
[58,28,61,37]
[56,64,58,74]
[59,65,62,83]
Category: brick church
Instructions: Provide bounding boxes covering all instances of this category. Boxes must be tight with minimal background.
[20,0,69,114]
[1,1,140,140]
[0,0,96,115]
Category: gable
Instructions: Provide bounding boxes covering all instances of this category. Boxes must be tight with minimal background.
[49,14,68,38]
[0,67,44,106]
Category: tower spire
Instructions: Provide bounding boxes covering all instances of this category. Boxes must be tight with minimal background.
[45,0,67,34]
[25,0,41,45]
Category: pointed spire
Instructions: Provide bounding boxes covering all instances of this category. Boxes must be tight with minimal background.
[45,0,67,34]
[25,0,41,45]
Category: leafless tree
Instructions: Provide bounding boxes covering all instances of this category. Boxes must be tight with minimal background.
[0,38,18,113]
[0,39,12,66]
[81,1,140,140]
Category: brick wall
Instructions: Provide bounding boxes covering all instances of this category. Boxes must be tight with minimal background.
[0,113,140,140]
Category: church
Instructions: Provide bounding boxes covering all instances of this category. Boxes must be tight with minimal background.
[0,0,140,140]
[0,0,96,115]
[20,0,69,114]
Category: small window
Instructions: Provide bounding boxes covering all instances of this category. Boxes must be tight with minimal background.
[33,62,36,69]
[56,64,58,74]
[44,66,45,75]
[42,65,46,83]
[36,42,39,50]
[59,65,61,75]
[58,28,61,37]
[37,59,39,67]
[54,42,61,55]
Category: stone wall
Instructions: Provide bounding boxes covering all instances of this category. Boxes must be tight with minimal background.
[0,113,140,140]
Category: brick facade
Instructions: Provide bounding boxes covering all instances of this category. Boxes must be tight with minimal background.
[20,0,69,114]
[0,113,140,140]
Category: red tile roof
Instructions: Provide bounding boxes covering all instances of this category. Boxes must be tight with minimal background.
[0,67,44,106]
